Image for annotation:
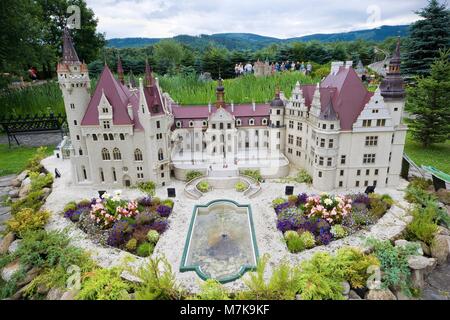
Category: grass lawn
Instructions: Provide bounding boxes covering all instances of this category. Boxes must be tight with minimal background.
[0,144,54,177]
[404,132,450,174]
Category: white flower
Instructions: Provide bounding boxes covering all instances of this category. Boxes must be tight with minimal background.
[114,190,122,196]
[111,195,121,202]
[102,193,111,199]
[324,198,333,206]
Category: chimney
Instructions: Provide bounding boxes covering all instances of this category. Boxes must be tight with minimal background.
[231,101,234,113]
[208,101,212,113]
[330,61,344,75]
[127,104,134,120]
[252,101,256,112]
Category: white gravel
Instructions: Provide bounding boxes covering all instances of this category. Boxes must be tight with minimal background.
[41,155,412,293]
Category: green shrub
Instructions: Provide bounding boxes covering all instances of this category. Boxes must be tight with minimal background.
[368,193,390,219]
[136,242,154,257]
[133,256,182,300]
[77,267,131,300]
[287,195,298,203]
[11,190,44,214]
[296,252,345,300]
[63,201,77,213]
[241,169,262,182]
[147,230,160,244]
[6,208,50,236]
[405,186,436,205]
[366,238,419,295]
[299,231,316,249]
[235,181,247,192]
[29,172,53,192]
[296,169,312,184]
[162,199,174,208]
[197,181,210,193]
[285,231,304,253]
[408,177,432,191]
[26,146,48,173]
[272,197,286,208]
[136,181,156,196]
[330,225,348,239]
[195,279,230,300]
[151,197,161,206]
[238,254,300,300]
[406,205,439,245]
[125,238,138,252]
[334,247,379,289]
[186,170,203,181]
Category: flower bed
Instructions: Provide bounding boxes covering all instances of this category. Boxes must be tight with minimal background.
[273,192,394,253]
[62,191,174,257]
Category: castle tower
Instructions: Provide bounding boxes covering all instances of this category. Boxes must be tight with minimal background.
[57,28,91,181]
[380,37,405,126]
[215,78,226,108]
[269,88,286,154]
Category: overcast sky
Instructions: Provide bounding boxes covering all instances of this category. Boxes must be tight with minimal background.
[84,0,430,39]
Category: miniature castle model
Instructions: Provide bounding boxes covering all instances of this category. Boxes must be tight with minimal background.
[253,60,272,77]
[58,29,406,191]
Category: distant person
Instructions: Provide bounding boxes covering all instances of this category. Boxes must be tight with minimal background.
[244,62,253,74]
[306,62,312,75]
[28,67,38,81]
[234,64,239,77]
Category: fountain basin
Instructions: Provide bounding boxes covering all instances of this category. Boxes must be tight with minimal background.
[180,199,259,283]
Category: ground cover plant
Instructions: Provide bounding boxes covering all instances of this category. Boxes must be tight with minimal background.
[0,144,53,177]
[62,191,174,257]
[273,192,393,253]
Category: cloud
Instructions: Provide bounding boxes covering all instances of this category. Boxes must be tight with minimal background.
[85,0,429,39]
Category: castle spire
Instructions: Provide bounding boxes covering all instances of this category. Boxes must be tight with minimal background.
[215,78,225,108]
[62,27,80,64]
[117,55,124,85]
[128,69,136,88]
[145,59,153,87]
[380,36,405,99]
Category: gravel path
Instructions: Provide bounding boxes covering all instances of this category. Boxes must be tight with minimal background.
[0,132,62,147]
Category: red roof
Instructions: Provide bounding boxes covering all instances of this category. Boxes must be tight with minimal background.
[172,104,270,119]
[81,65,142,130]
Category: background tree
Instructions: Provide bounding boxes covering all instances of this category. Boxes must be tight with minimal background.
[403,0,450,76]
[405,49,450,147]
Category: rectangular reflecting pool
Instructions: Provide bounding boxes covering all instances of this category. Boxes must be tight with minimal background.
[180,199,259,283]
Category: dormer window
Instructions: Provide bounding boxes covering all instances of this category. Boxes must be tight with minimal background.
[249,119,255,126]
[236,119,242,126]
[189,121,194,127]
[103,121,110,129]
[372,109,379,113]
[176,121,182,128]
[202,120,207,127]
[102,107,108,113]
[262,118,268,125]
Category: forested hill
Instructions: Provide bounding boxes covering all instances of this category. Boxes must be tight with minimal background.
[107,25,410,50]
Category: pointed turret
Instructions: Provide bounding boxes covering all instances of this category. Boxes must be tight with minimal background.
[62,27,80,64]
[380,37,405,99]
[145,59,153,87]
[117,55,124,85]
[270,87,284,107]
[128,69,136,88]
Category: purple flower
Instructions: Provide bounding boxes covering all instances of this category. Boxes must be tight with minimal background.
[77,200,92,209]
[297,193,308,205]
[64,209,76,219]
[156,205,172,217]
[150,219,168,233]
[352,193,370,206]
[107,220,132,247]
[275,202,290,215]
[317,228,333,245]
[277,219,294,232]
[138,196,152,207]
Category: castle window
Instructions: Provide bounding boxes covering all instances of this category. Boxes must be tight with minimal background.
[262,118,268,125]
[103,133,108,141]
[70,103,75,109]
[330,124,335,130]
[339,181,343,187]
[249,119,255,126]
[372,109,379,113]
[102,107,108,113]
[74,120,77,125]
[320,138,325,148]
[79,148,83,156]
[376,119,386,126]
[340,170,344,176]
[202,120,207,126]
[158,149,164,161]
[113,148,121,160]
[319,157,324,166]
[327,158,332,166]
[355,181,360,187]
[76,135,80,140]
[297,122,302,131]
[109,133,114,140]
[227,123,232,129]
[100,168,104,182]
[365,136,378,146]
[340,155,346,165]
[394,107,398,111]
[103,121,110,129]
[134,149,143,161]
[362,120,371,127]
[101,148,110,160]
[289,120,294,129]
[296,137,302,147]
[328,139,334,148]
[363,154,376,164]
[322,124,326,130]
[176,121,182,128]
[318,171,322,178]
[276,109,281,115]
[156,121,160,129]
[219,123,224,129]
[236,119,242,126]
[375,169,379,175]
[357,169,361,176]
[119,133,125,140]
[93,134,97,141]
[189,121,194,128]
[212,135,216,142]
[82,166,87,180]
[288,135,293,144]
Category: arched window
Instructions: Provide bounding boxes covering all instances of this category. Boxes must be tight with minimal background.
[212,135,216,142]
[119,133,125,140]
[112,167,117,182]
[100,168,104,182]
[103,133,108,141]
[158,149,164,161]
[101,148,110,160]
[79,148,83,156]
[82,166,87,180]
[113,148,121,160]
[134,149,143,161]
[93,134,98,141]
[109,133,114,140]
[249,118,255,126]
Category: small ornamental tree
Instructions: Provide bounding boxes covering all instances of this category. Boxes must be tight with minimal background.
[406,49,450,147]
